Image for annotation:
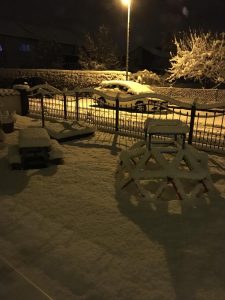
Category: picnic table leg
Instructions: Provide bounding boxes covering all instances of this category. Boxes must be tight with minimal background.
[170,178,188,202]
[148,134,152,150]
[182,134,186,149]
[135,181,157,210]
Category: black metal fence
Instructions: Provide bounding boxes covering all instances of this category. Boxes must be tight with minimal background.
[26,85,225,154]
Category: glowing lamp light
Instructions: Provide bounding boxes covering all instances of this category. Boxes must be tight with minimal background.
[121,0,131,6]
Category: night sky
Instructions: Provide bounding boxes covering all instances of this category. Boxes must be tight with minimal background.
[1,0,225,50]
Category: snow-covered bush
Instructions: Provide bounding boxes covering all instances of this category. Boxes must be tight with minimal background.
[132,69,161,85]
[168,31,225,88]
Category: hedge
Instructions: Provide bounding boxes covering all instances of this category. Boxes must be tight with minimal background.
[0,68,127,89]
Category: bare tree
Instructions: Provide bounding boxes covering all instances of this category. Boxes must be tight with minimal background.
[79,25,120,70]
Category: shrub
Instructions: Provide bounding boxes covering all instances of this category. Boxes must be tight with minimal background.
[132,69,161,85]
[168,31,225,88]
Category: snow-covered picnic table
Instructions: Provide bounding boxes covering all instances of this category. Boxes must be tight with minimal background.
[8,127,64,169]
[18,127,51,168]
[144,118,190,150]
[119,119,214,208]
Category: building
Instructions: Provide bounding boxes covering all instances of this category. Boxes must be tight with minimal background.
[0,20,79,69]
[129,46,170,74]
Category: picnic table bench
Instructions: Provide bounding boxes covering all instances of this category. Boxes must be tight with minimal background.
[8,127,64,169]
[19,127,51,168]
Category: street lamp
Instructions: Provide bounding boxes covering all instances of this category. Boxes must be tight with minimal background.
[121,0,131,80]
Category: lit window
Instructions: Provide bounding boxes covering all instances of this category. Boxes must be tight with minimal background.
[0,44,3,52]
[19,43,30,52]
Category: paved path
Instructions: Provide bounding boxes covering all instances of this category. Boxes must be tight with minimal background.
[0,257,53,300]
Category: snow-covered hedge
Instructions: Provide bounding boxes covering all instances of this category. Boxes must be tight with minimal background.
[149,86,225,104]
[0,69,224,104]
[0,69,127,89]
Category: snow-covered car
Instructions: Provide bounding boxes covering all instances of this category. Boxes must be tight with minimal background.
[93,80,167,112]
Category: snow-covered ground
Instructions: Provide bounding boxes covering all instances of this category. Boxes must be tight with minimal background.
[0,115,225,300]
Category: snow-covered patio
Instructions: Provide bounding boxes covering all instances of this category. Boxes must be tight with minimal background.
[0,115,225,300]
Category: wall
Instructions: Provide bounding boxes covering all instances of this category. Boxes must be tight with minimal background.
[0,89,22,115]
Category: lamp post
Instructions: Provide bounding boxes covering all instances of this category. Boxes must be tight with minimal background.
[121,0,131,80]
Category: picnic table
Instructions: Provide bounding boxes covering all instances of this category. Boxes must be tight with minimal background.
[8,127,64,169]
[119,119,214,208]
[19,127,51,168]
[144,118,190,150]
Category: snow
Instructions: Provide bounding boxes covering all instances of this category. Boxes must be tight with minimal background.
[0,89,20,96]
[19,127,51,148]
[119,139,213,209]
[99,80,154,94]
[168,32,225,85]
[0,115,225,300]
[44,119,96,141]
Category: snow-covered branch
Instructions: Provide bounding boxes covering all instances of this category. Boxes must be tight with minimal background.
[168,31,225,87]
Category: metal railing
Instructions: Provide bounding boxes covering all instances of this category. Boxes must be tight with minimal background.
[24,84,225,154]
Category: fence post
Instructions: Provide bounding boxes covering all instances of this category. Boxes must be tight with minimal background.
[188,100,196,144]
[115,95,119,132]
[75,92,79,120]
[18,89,29,116]
[63,93,67,120]
[40,95,45,128]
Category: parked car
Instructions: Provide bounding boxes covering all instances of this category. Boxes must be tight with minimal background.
[93,80,168,112]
